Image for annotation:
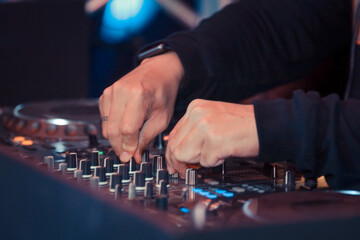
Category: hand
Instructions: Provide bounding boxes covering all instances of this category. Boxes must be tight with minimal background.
[165,99,259,177]
[99,52,184,163]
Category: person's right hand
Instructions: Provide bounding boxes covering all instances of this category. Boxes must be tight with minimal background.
[99,51,184,163]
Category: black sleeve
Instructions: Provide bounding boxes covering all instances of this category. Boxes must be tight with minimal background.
[253,90,360,189]
[161,0,351,105]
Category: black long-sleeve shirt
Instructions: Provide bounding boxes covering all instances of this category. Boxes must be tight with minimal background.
[156,0,360,188]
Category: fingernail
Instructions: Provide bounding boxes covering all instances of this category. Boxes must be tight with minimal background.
[120,151,131,162]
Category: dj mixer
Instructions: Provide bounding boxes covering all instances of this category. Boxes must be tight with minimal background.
[1,99,360,240]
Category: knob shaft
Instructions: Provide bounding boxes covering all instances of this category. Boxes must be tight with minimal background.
[128,183,136,200]
[44,156,54,171]
[142,149,150,162]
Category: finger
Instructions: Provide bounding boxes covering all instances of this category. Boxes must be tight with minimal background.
[100,87,112,139]
[168,122,204,163]
[136,113,168,163]
[118,94,147,162]
[199,135,225,168]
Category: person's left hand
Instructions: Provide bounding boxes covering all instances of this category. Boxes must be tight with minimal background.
[165,99,259,178]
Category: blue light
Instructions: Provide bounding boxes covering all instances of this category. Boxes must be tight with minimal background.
[101,0,159,43]
[207,194,218,199]
[199,190,210,196]
[180,207,190,213]
[215,189,226,194]
[337,190,360,196]
[192,188,203,193]
[222,192,234,198]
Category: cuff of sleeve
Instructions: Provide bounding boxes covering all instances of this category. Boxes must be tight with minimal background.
[253,98,296,163]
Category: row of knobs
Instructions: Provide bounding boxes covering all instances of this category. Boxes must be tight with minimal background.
[44,150,198,201]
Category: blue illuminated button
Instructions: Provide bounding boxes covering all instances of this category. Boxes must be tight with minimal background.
[207,194,218,199]
[215,189,227,194]
[192,188,202,193]
[199,190,210,196]
[180,207,190,213]
[222,192,234,198]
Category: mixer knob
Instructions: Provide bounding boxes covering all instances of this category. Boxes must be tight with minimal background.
[109,173,122,193]
[140,162,153,181]
[144,182,154,199]
[142,149,150,162]
[118,164,130,184]
[85,125,98,136]
[129,157,137,175]
[156,169,169,187]
[109,150,121,168]
[44,156,54,171]
[29,122,41,133]
[66,152,77,171]
[79,159,92,178]
[89,150,100,170]
[185,169,198,186]
[153,155,165,175]
[158,180,168,196]
[134,171,145,191]
[128,182,136,200]
[104,157,114,177]
[94,166,107,186]
[46,125,58,135]
[65,125,77,136]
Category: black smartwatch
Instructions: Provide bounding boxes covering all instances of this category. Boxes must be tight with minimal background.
[136,43,172,64]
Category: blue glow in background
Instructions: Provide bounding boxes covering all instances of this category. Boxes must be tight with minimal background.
[101,0,159,43]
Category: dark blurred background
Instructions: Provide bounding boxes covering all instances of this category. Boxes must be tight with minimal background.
[0,0,234,107]
[0,0,348,107]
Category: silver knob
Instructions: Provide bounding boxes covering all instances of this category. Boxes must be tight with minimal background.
[186,169,198,186]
